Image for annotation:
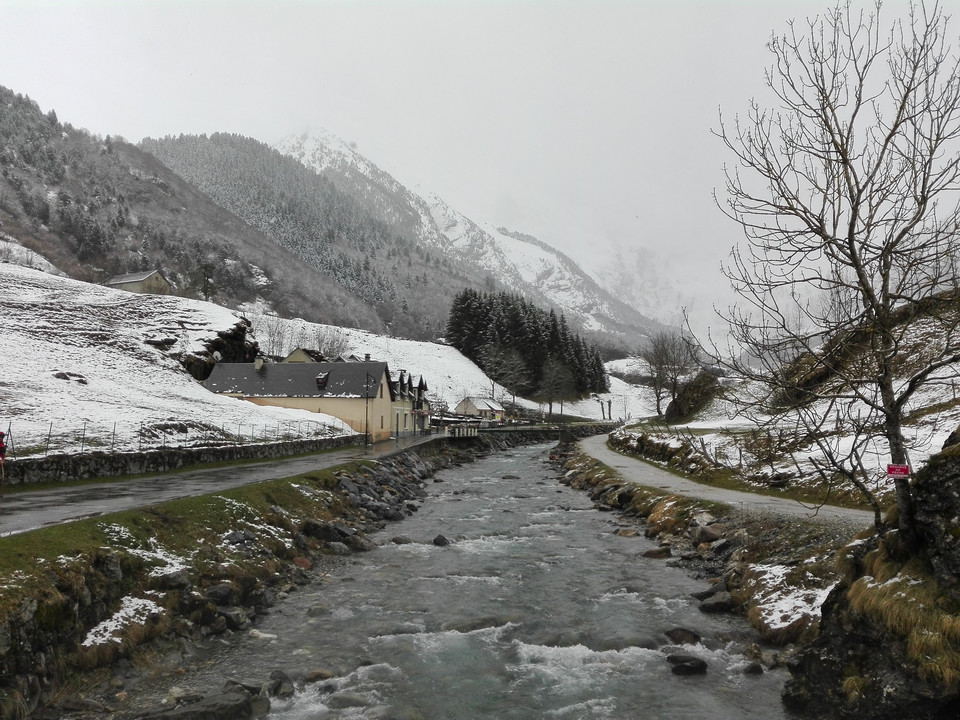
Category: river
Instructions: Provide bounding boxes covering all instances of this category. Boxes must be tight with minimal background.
[176,442,789,719]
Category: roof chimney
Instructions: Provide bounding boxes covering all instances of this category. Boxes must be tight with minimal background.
[365,353,371,362]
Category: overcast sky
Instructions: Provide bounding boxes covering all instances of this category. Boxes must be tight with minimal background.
[0,0,921,326]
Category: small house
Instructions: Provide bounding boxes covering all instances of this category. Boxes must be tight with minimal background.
[454,396,504,421]
[281,348,326,363]
[204,360,395,442]
[103,269,171,295]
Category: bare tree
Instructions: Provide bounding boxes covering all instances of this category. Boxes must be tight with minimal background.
[313,325,349,360]
[709,1,960,551]
[479,342,529,413]
[537,357,576,420]
[640,330,697,417]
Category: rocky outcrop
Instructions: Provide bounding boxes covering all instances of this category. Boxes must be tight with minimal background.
[782,445,960,719]
[913,444,960,601]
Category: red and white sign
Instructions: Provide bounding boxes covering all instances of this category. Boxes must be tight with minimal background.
[887,464,911,478]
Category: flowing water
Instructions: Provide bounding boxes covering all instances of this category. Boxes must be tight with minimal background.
[212,443,788,719]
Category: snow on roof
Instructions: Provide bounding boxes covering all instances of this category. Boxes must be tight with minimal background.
[461,396,505,411]
[104,269,166,285]
[205,361,392,400]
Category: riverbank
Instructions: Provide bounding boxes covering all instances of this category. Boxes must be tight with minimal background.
[560,437,960,719]
[550,443,860,651]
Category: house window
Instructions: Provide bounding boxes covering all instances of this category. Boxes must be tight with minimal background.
[380,416,384,429]
[379,383,383,398]
[315,372,329,390]
[403,413,408,429]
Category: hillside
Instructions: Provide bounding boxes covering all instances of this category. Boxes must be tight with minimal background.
[0,259,653,458]
[0,84,663,349]
[276,130,664,345]
[0,87,383,331]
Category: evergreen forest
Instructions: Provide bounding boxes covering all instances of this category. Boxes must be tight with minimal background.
[445,289,610,408]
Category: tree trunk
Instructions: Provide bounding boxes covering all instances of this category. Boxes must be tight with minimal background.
[881,366,917,554]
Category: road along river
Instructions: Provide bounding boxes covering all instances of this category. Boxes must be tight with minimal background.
[159,441,789,719]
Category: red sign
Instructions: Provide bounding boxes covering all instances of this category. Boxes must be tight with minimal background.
[887,464,911,478]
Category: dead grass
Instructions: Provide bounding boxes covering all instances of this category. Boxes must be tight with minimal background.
[846,543,960,689]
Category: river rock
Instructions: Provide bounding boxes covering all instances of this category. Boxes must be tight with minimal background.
[698,591,735,613]
[268,670,295,698]
[345,535,378,552]
[666,654,708,675]
[302,519,345,543]
[692,524,722,544]
[664,628,701,645]
[433,534,451,547]
[304,668,337,683]
[134,686,255,719]
[643,546,672,559]
[691,581,728,601]
[204,583,238,607]
[327,692,373,709]
[218,606,252,632]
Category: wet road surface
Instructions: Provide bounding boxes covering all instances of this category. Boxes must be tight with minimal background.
[0,435,437,537]
[578,434,875,528]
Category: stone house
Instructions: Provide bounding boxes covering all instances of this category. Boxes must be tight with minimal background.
[204,359,395,442]
[454,396,504,421]
[389,370,431,437]
[204,358,431,442]
[103,269,171,295]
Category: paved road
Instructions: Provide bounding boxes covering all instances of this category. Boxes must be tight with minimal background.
[0,436,438,537]
[578,434,876,528]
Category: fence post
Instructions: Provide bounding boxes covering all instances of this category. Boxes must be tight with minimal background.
[111,422,116,452]
[139,422,143,452]
[80,420,87,454]
[45,421,52,456]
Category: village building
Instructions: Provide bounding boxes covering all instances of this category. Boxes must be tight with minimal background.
[389,370,431,437]
[454,396,504,422]
[103,269,171,295]
[281,348,326,363]
[203,358,431,443]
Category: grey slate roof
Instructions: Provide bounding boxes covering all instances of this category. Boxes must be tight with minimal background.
[204,361,392,399]
[104,269,166,285]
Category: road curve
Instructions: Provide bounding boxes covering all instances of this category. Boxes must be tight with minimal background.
[578,434,875,528]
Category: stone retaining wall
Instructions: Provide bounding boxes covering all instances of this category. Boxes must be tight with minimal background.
[1,434,365,485]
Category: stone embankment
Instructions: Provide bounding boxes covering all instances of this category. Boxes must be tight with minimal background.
[2,424,615,719]
[551,443,829,651]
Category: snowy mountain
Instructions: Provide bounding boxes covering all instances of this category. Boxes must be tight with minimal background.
[275,130,664,345]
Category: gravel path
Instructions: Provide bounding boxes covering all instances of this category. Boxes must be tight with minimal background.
[578,434,876,530]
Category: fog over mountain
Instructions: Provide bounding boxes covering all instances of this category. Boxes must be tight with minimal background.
[141,129,666,348]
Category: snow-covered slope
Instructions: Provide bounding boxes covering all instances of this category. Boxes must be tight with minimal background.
[0,263,355,457]
[275,130,663,343]
[0,257,647,458]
